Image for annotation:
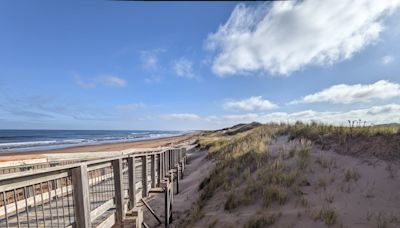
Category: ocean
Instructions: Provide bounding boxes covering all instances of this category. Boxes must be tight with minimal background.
[0,129,183,153]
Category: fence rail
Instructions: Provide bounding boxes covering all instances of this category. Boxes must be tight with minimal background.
[0,147,187,228]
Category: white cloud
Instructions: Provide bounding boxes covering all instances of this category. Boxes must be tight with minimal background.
[208,104,400,126]
[382,55,394,65]
[140,49,166,83]
[74,75,96,89]
[206,1,400,76]
[291,80,400,104]
[115,103,144,111]
[161,113,201,121]
[224,96,278,111]
[98,75,127,87]
[74,74,127,88]
[144,75,162,84]
[140,49,165,71]
[173,58,196,79]
[158,104,400,129]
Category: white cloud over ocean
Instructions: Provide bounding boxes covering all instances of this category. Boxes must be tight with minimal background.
[291,80,400,104]
[206,0,400,76]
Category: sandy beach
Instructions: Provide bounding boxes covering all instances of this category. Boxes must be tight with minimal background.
[0,133,198,163]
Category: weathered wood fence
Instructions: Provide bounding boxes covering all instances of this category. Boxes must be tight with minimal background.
[0,147,187,228]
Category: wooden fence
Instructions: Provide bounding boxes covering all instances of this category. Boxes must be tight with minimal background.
[0,147,187,228]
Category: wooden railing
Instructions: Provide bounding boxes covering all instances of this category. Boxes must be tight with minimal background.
[0,147,187,228]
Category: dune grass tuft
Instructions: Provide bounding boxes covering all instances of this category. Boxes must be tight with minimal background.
[245,214,277,228]
[317,207,338,226]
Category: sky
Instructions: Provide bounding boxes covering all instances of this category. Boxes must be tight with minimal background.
[1,1,400,130]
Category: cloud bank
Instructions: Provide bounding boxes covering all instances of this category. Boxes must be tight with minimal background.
[207,104,400,127]
[206,0,400,76]
[291,80,400,104]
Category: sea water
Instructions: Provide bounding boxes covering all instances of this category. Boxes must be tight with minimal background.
[0,129,183,153]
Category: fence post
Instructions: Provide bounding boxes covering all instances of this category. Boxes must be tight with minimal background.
[173,149,176,166]
[175,165,180,194]
[166,150,170,171]
[128,156,136,209]
[71,164,91,228]
[163,151,167,177]
[157,154,162,186]
[142,155,148,197]
[151,154,156,188]
[112,158,125,224]
[171,150,173,168]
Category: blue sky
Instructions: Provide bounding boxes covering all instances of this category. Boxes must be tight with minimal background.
[1,1,400,130]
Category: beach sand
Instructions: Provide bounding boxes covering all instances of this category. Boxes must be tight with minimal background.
[0,133,198,163]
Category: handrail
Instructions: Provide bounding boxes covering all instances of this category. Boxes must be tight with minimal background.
[0,147,175,182]
[0,146,188,228]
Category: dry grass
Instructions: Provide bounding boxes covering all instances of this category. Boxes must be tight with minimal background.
[310,206,338,226]
[281,121,400,160]
[344,168,360,182]
[296,140,311,170]
[318,207,338,226]
[184,121,400,227]
[283,121,400,141]
[244,214,278,228]
[184,124,284,225]
[262,186,288,207]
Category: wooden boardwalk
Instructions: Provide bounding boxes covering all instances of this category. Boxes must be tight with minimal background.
[0,152,174,228]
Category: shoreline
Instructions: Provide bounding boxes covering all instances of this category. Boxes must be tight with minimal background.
[0,133,199,163]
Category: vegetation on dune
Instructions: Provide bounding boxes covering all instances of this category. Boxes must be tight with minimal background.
[184,124,283,226]
[184,124,316,226]
[316,207,338,226]
[184,121,400,227]
[244,214,278,228]
[282,121,400,160]
[283,121,400,140]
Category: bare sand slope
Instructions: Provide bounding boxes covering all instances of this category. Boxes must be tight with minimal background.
[193,136,400,228]
[141,148,214,227]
